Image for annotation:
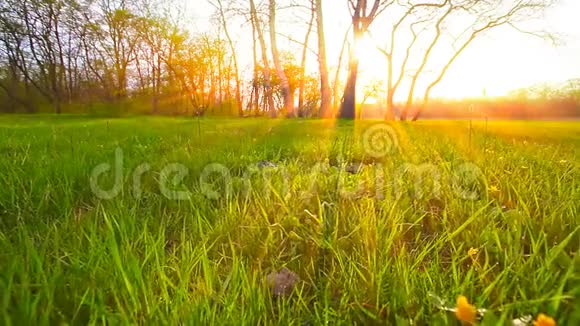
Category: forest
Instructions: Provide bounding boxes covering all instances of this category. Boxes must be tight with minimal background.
[1,0,578,120]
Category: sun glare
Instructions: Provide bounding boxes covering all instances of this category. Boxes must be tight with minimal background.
[354,34,376,61]
[365,96,378,105]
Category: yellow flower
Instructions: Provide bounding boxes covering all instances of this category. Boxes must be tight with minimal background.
[533,314,556,326]
[455,295,476,324]
[468,247,479,257]
[488,185,500,193]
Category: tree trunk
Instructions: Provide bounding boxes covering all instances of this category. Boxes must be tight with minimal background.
[338,0,384,119]
[299,1,315,115]
[339,30,362,119]
[250,0,276,117]
[339,57,359,119]
[54,99,62,114]
[316,0,332,118]
[333,28,350,113]
[269,0,294,117]
[250,7,260,115]
[385,57,395,120]
[155,53,162,113]
[401,102,411,121]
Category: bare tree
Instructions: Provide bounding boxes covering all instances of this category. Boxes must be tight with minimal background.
[374,0,556,121]
[412,0,556,121]
[250,0,276,117]
[316,0,332,118]
[339,0,390,119]
[298,1,315,115]
[269,0,294,116]
[332,27,351,111]
[210,0,243,116]
[375,1,449,119]
[250,8,261,115]
[98,1,142,102]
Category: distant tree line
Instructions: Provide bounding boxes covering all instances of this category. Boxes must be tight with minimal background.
[0,0,328,116]
[0,0,248,115]
[384,80,580,120]
[0,0,566,120]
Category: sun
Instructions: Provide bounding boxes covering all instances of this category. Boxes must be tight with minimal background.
[353,34,377,61]
[365,96,378,104]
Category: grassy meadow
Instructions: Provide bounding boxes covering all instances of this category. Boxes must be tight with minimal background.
[0,115,578,324]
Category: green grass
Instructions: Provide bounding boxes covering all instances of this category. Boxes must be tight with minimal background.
[0,115,578,325]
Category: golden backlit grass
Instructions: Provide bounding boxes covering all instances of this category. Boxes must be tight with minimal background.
[0,116,578,324]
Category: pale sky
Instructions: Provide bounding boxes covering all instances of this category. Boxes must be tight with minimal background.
[186,0,580,101]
